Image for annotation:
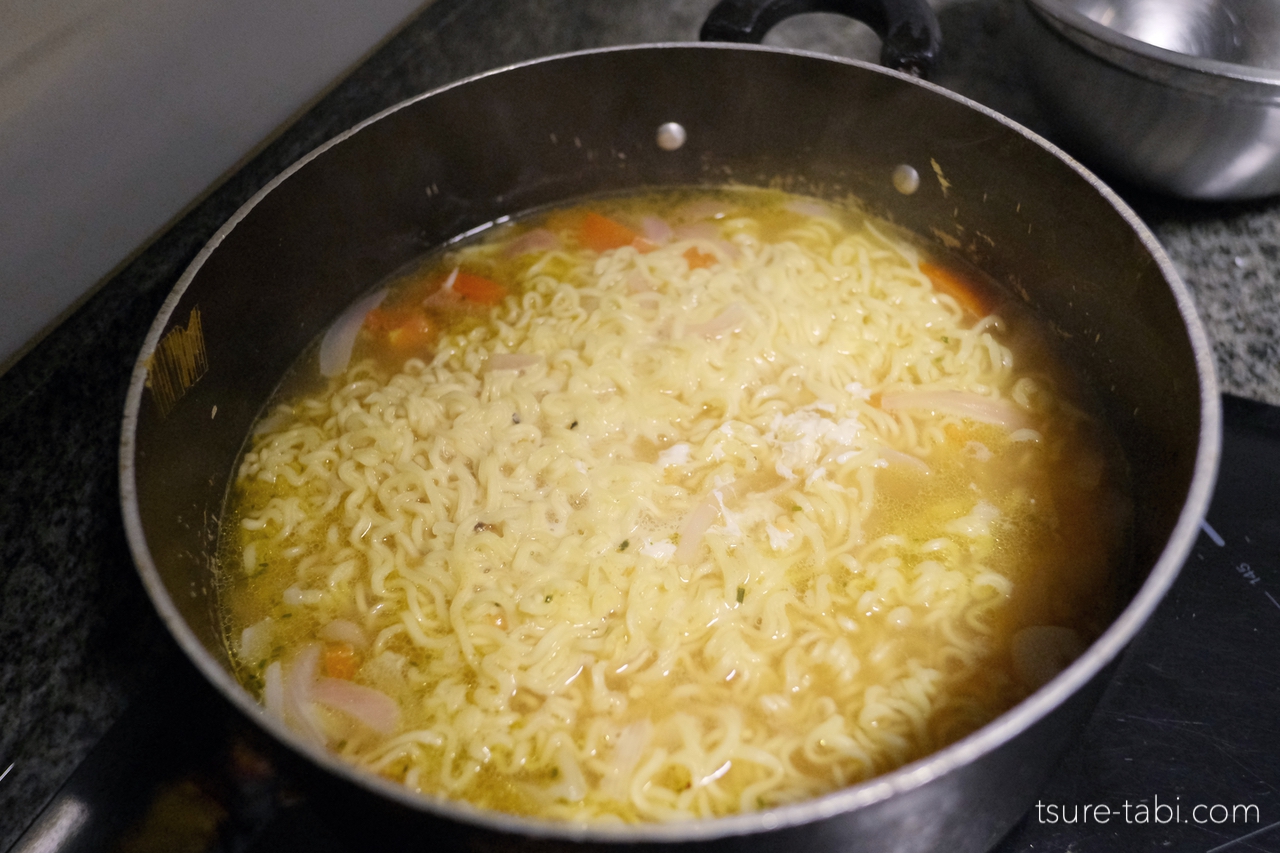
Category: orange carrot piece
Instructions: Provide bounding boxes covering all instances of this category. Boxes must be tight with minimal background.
[323,643,358,680]
[580,212,639,253]
[683,247,717,270]
[385,312,434,352]
[452,271,506,305]
[362,307,397,334]
[920,261,991,319]
[365,305,435,352]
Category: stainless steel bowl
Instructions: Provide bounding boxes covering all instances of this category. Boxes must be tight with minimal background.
[1020,0,1280,199]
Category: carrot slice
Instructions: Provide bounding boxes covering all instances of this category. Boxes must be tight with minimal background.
[365,306,435,352]
[385,312,434,352]
[452,271,506,305]
[363,307,397,334]
[580,212,639,253]
[920,261,991,319]
[323,643,359,680]
[684,247,717,270]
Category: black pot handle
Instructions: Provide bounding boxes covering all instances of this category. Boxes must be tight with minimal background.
[699,0,941,79]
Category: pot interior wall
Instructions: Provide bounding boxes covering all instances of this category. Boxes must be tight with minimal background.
[125,44,1207,846]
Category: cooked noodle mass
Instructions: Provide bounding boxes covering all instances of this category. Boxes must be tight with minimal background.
[221,189,1128,822]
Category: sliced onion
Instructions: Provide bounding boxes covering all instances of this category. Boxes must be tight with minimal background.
[548,745,588,803]
[505,228,558,256]
[319,618,368,649]
[313,677,401,735]
[879,390,1030,430]
[485,352,543,372]
[675,495,720,564]
[282,644,327,744]
[944,500,1000,539]
[687,302,747,340]
[263,661,285,717]
[239,618,274,662]
[878,446,931,475]
[640,216,673,244]
[601,721,652,800]
[318,289,388,378]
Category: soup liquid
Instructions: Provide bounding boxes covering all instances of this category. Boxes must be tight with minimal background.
[219,188,1129,822]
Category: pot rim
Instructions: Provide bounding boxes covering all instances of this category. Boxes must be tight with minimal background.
[120,40,1222,843]
[1026,0,1280,91]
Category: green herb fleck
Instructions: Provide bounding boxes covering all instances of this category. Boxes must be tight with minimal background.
[550,767,560,778]
[791,505,803,512]
[942,335,951,343]
[618,539,630,552]
[736,586,746,603]
[545,594,553,603]
[569,420,579,430]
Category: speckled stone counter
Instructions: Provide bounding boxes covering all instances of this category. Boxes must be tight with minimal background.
[2,0,1277,847]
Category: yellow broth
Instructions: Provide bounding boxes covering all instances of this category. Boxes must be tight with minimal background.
[218,188,1129,821]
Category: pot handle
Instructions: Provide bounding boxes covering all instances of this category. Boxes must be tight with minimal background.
[699,0,941,78]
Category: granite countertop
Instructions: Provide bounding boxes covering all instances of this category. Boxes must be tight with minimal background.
[1,0,1277,847]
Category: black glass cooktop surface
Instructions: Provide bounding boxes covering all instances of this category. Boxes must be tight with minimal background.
[10,395,1279,853]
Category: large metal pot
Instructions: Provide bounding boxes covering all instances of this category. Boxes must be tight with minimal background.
[119,19,1220,853]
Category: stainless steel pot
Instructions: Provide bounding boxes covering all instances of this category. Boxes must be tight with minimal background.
[120,20,1220,853]
[1020,0,1280,199]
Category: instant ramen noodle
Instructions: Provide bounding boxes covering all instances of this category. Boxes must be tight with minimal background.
[220,188,1130,823]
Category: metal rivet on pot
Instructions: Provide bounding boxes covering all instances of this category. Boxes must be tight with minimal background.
[892,164,920,195]
[656,122,687,151]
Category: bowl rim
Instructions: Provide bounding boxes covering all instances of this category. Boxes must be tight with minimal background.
[119,40,1223,844]
[1025,0,1280,89]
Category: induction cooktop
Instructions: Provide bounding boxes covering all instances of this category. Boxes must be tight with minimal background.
[10,395,1279,853]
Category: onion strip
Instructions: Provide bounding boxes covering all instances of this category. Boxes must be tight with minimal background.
[675,495,720,563]
[879,390,1030,430]
[313,677,401,735]
[318,289,388,377]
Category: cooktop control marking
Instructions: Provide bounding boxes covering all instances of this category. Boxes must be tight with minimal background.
[1200,519,1226,547]
[1235,563,1262,586]
[1232,562,1280,610]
